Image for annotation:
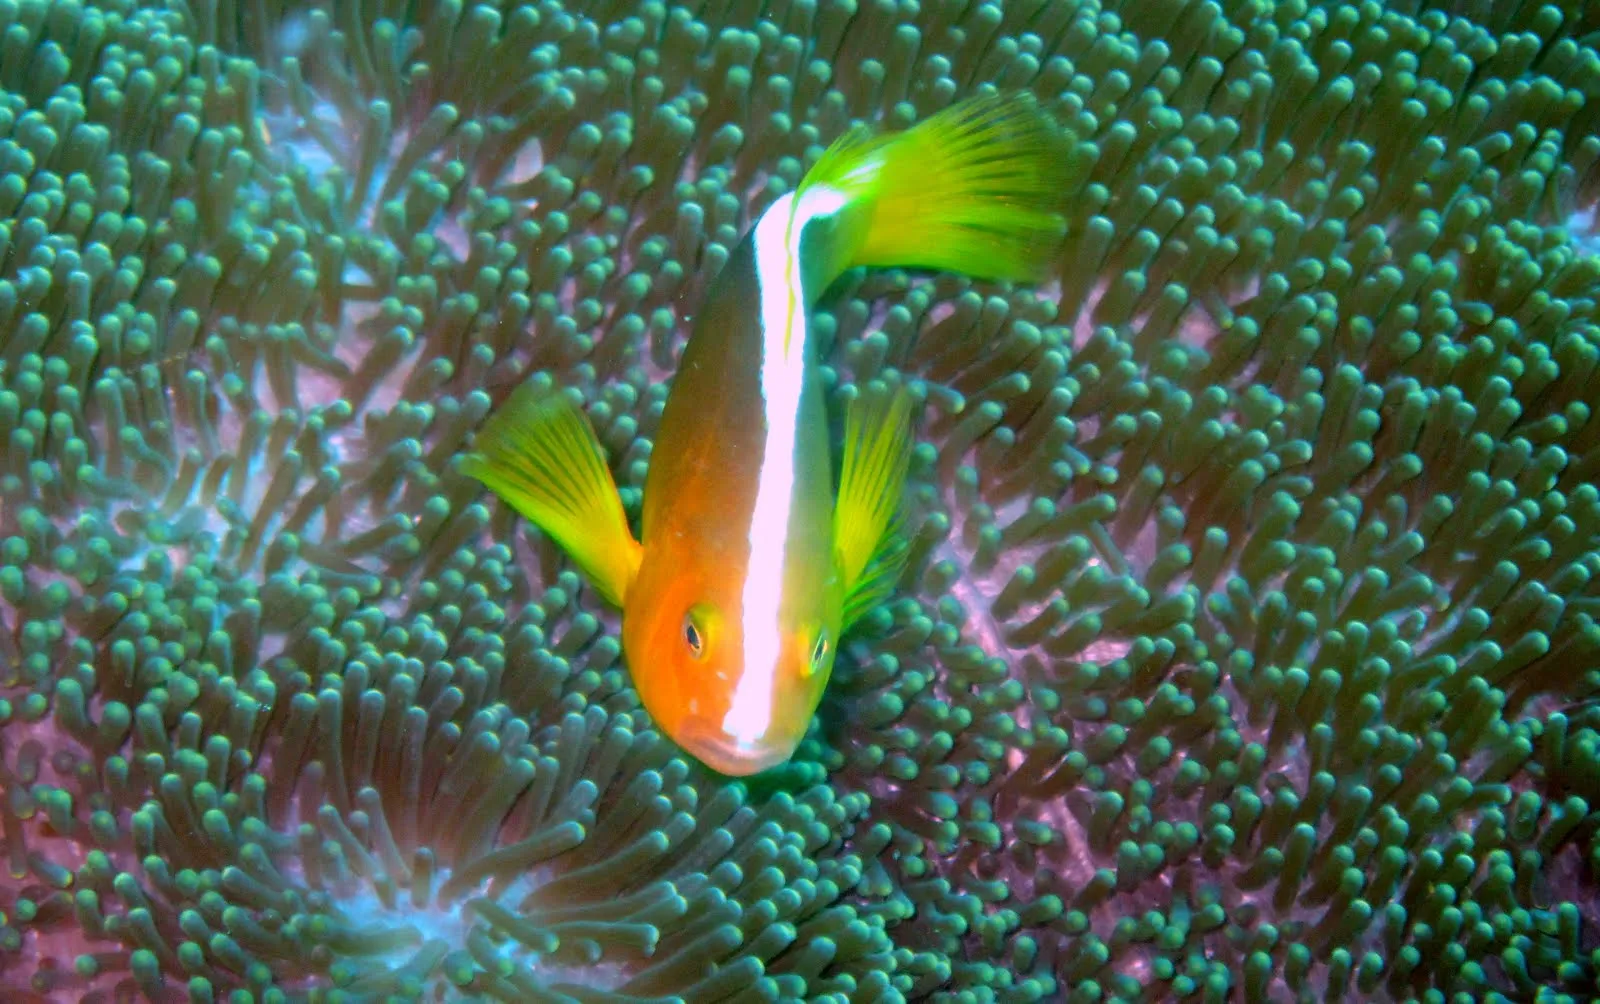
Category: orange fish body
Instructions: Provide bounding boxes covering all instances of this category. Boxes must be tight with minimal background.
[464,92,1069,774]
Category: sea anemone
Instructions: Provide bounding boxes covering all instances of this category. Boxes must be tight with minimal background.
[2,1,1598,1001]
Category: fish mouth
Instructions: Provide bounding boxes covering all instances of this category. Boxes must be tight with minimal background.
[677,720,793,776]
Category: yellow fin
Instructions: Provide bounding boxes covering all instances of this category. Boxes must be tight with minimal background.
[836,385,915,630]
[800,90,1073,283]
[460,381,641,607]
[842,530,910,633]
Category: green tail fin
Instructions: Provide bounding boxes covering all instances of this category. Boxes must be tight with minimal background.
[799,90,1072,284]
[836,386,916,630]
[460,381,641,607]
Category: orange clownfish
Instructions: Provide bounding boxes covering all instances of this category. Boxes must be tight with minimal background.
[463,91,1068,774]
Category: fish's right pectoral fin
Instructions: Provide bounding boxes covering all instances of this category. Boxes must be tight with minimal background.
[460,380,641,607]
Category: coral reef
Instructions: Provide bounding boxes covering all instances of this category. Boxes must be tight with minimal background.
[1,0,1598,1001]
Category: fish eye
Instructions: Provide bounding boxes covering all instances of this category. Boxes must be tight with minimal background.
[683,613,705,658]
[810,632,829,669]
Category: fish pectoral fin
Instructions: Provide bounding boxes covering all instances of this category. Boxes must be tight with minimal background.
[835,384,915,631]
[459,380,641,607]
[841,528,911,633]
[808,90,1076,284]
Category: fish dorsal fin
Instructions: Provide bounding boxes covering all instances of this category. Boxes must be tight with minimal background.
[460,381,641,607]
[835,385,916,630]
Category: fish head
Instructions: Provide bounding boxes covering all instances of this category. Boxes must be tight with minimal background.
[622,540,842,776]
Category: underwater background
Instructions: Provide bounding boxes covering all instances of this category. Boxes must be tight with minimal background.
[2,0,1599,1001]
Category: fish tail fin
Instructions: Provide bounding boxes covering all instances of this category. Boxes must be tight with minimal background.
[800,90,1072,285]
[460,380,641,607]
[836,385,916,630]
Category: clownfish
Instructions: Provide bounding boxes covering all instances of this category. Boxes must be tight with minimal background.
[463,91,1069,775]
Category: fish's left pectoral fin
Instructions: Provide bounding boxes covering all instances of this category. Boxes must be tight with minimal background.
[459,380,642,608]
[841,529,910,631]
[835,384,916,630]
